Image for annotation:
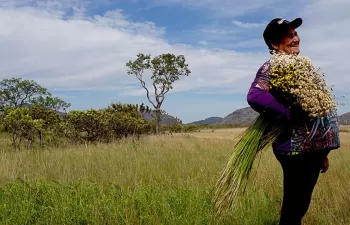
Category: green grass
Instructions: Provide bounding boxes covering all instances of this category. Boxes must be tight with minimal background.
[0,180,212,225]
[0,132,348,224]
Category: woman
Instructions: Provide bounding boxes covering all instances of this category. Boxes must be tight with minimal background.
[247,18,340,225]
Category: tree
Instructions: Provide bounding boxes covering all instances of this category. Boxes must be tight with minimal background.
[29,105,61,146]
[0,77,70,113]
[63,103,152,145]
[64,109,108,144]
[0,78,48,111]
[31,95,71,112]
[126,53,191,134]
[3,107,44,150]
[107,103,153,139]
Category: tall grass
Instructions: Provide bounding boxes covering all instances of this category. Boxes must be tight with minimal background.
[0,132,348,224]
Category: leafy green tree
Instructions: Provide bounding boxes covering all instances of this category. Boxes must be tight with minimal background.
[126,53,191,134]
[29,105,61,146]
[0,77,70,148]
[3,107,44,150]
[63,109,105,144]
[107,103,153,139]
[63,103,153,145]
[31,95,71,112]
[0,77,70,112]
[0,78,48,110]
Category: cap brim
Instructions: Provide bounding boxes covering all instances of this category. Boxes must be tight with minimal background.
[290,18,302,28]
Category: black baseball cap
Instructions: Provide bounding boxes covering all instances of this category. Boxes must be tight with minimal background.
[263,18,302,51]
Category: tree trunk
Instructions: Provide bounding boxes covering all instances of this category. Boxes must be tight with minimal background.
[155,109,161,135]
[39,131,43,146]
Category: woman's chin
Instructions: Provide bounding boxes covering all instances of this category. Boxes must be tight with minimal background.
[291,47,300,54]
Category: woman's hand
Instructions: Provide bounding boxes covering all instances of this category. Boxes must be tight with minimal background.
[321,156,329,173]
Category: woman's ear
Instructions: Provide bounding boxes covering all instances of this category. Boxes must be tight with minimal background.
[271,43,279,51]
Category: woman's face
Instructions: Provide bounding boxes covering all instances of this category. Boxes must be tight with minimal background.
[273,27,300,54]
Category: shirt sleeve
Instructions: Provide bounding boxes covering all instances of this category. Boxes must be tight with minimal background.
[247,62,291,121]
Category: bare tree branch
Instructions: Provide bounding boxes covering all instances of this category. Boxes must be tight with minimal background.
[135,72,157,109]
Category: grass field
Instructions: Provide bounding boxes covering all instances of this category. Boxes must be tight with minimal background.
[0,129,349,224]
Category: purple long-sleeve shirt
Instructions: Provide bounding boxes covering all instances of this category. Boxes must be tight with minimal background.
[247,61,340,155]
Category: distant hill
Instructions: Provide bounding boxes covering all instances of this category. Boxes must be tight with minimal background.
[218,107,259,125]
[187,106,350,126]
[141,111,182,125]
[338,112,350,125]
[187,117,223,125]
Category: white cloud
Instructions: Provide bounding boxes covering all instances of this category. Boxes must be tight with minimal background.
[295,0,350,91]
[232,20,264,28]
[150,0,283,17]
[198,40,208,45]
[0,4,267,96]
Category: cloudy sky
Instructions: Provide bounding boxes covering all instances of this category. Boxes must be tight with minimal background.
[1,0,349,123]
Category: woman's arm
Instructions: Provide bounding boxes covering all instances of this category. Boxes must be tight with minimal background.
[247,86,291,121]
[247,62,291,121]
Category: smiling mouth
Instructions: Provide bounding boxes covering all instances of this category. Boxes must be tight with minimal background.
[291,42,299,47]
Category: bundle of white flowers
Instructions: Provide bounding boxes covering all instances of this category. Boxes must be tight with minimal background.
[269,52,338,118]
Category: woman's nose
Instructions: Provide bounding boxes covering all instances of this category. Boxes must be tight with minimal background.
[293,35,300,42]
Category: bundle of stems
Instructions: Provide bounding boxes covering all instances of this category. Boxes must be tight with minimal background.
[211,114,283,220]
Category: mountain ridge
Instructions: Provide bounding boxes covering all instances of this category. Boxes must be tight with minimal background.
[187,117,223,125]
[187,107,350,126]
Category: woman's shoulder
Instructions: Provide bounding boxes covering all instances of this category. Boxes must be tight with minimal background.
[252,61,271,91]
[257,60,270,76]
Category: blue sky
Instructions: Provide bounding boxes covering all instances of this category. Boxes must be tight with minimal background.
[0,0,349,123]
